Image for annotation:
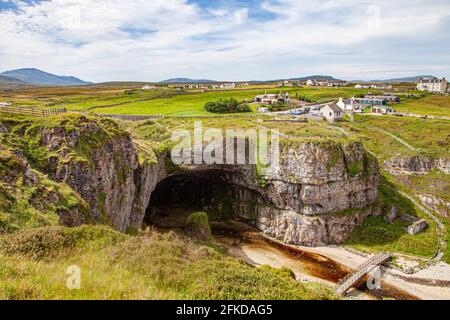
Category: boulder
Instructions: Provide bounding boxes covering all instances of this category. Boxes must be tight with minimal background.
[407,219,428,235]
[185,212,212,242]
[384,205,398,224]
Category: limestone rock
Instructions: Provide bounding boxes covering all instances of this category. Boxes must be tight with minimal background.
[407,219,428,235]
[384,205,398,224]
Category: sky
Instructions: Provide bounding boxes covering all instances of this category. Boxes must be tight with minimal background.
[0,0,449,82]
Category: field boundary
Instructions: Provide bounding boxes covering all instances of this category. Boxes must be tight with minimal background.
[0,106,67,117]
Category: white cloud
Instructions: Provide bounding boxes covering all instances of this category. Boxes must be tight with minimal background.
[0,0,449,81]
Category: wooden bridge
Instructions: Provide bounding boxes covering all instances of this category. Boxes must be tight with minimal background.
[336,253,392,295]
[0,106,67,117]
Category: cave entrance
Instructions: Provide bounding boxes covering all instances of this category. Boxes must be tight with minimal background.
[144,168,265,229]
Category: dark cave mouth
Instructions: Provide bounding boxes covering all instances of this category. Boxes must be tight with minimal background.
[144,169,267,228]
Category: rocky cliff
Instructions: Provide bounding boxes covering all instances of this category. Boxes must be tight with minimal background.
[384,155,450,174]
[0,115,166,232]
[0,115,381,246]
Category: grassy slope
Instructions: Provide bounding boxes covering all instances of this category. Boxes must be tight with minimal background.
[341,115,450,159]
[0,226,337,300]
[395,95,450,117]
[346,176,439,258]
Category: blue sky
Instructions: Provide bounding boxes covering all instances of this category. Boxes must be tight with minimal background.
[0,0,449,82]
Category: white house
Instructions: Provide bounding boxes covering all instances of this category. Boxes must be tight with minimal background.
[142,84,158,90]
[371,106,395,115]
[417,77,448,94]
[337,97,359,111]
[320,103,343,122]
[0,102,11,107]
[255,92,290,105]
[220,83,236,89]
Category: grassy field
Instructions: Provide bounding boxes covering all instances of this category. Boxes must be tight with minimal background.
[395,95,450,117]
[1,85,375,116]
[340,115,450,159]
[0,226,337,300]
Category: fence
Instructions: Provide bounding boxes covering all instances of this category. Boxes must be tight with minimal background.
[0,106,67,117]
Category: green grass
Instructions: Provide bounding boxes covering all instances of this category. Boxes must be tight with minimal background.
[0,226,338,300]
[395,95,450,117]
[346,176,439,258]
[340,115,450,159]
[1,85,375,116]
[89,87,373,116]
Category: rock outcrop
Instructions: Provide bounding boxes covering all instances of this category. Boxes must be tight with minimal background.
[150,140,381,246]
[417,194,450,219]
[0,116,166,232]
[1,115,382,246]
[384,155,450,174]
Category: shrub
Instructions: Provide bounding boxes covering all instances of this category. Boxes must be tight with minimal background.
[204,98,251,114]
[185,212,212,242]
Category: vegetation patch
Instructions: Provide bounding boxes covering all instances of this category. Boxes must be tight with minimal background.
[204,98,251,114]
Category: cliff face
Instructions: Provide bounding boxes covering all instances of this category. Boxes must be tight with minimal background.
[0,115,166,232]
[1,115,381,246]
[384,155,450,174]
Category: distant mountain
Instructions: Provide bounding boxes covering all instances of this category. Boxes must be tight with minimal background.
[251,75,339,83]
[159,78,217,84]
[0,68,91,86]
[352,75,436,83]
[0,75,26,84]
[287,75,338,81]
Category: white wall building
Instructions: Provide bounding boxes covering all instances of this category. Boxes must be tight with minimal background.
[417,77,448,94]
[320,103,343,122]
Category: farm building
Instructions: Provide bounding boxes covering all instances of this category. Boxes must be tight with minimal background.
[0,102,11,106]
[337,97,360,111]
[320,103,343,122]
[417,77,448,94]
[142,84,159,90]
[371,106,395,114]
[255,92,290,105]
[353,97,387,107]
[365,95,400,103]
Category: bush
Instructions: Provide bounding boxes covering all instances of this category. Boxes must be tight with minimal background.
[185,212,212,242]
[267,101,290,112]
[204,98,251,114]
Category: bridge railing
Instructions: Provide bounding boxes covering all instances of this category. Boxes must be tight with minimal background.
[336,253,391,295]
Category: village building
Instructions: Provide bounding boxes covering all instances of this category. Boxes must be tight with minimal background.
[371,106,395,115]
[336,97,359,111]
[142,84,158,90]
[257,106,270,113]
[220,83,236,89]
[320,103,343,122]
[417,77,448,94]
[353,97,387,107]
[365,95,400,103]
[0,102,12,106]
[307,79,346,87]
[354,84,370,89]
[255,92,290,105]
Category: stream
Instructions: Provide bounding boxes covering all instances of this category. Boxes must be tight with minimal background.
[148,208,418,300]
[210,222,418,300]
